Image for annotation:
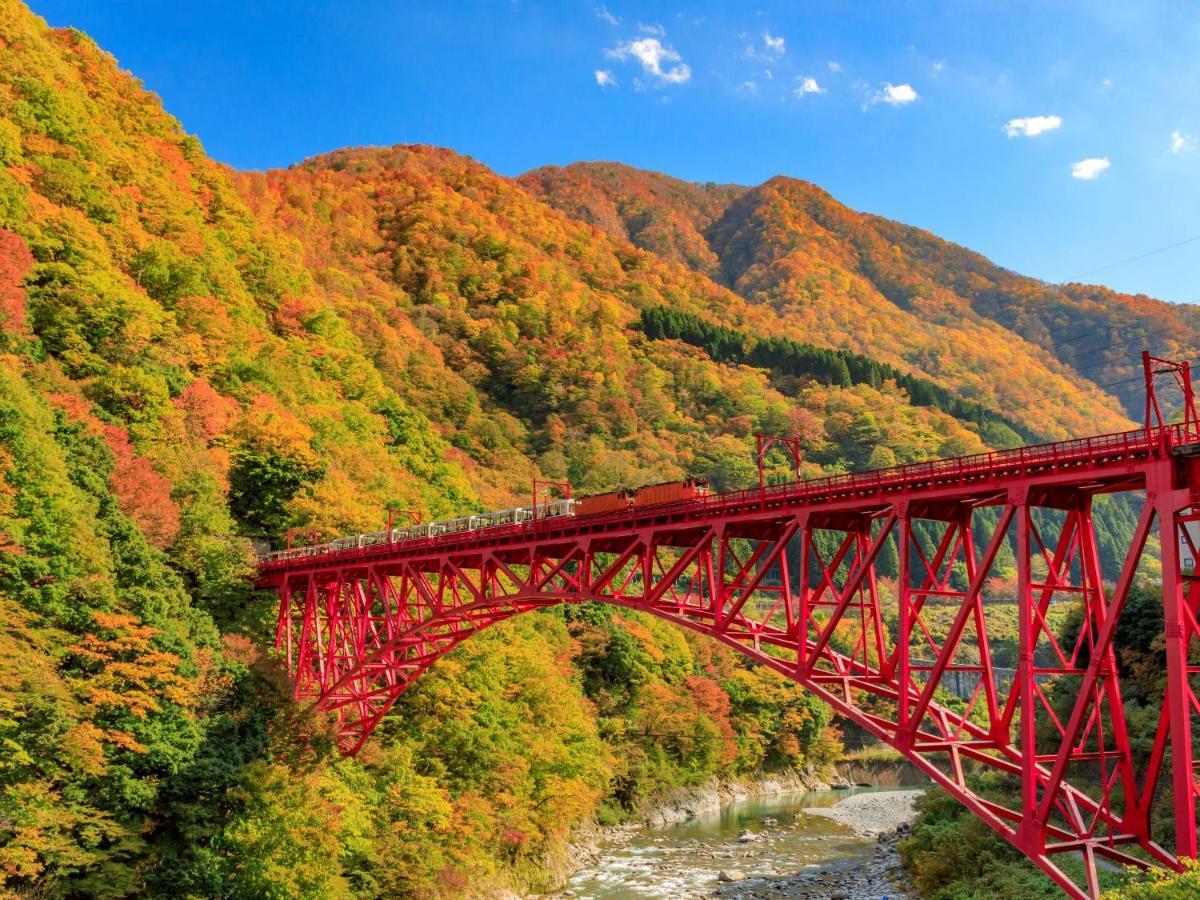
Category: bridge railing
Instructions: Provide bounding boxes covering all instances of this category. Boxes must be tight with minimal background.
[257,423,1192,568]
[709,423,1174,514]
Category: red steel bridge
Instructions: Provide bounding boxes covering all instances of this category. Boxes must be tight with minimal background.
[256,354,1200,898]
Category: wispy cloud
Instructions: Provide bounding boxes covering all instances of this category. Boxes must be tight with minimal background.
[594,4,619,26]
[606,37,691,85]
[1005,115,1062,138]
[1071,157,1110,180]
[827,61,842,73]
[870,82,918,106]
[637,22,665,36]
[763,31,785,57]
[594,69,617,87]
[794,77,825,97]
[1170,130,1196,154]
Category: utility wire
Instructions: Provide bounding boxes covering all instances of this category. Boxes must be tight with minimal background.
[985,352,1193,417]
[916,238,1200,423]
[990,375,1143,416]
[1063,332,1198,381]
[1072,234,1200,280]
[1030,321,1184,356]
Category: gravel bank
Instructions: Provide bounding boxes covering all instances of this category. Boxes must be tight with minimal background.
[802,789,924,836]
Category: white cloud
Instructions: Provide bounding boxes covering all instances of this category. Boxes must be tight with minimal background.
[594,4,619,26]
[931,59,946,74]
[1005,115,1062,138]
[637,22,665,36]
[794,77,825,97]
[739,80,758,96]
[871,82,918,106]
[594,69,617,87]
[827,60,842,73]
[1170,130,1196,154]
[763,31,785,56]
[606,37,691,85]
[1071,157,1110,180]
[1101,77,1113,90]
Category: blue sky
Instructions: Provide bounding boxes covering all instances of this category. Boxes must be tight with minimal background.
[29,0,1200,303]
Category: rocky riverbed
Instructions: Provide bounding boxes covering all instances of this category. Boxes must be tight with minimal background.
[710,791,924,899]
[558,787,924,899]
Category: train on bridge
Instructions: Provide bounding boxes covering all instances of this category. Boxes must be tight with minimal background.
[259,477,711,563]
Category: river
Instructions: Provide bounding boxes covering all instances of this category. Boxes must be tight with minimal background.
[562,787,914,899]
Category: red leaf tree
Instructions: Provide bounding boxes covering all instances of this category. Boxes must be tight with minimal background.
[103,425,181,549]
[0,229,34,335]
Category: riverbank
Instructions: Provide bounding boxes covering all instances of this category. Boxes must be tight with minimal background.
[551,768,844,883]
[554,785,925,898]
[637,769,848,829]
[710,791,924,899]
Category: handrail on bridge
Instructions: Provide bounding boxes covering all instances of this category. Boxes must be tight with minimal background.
[256,421,1196,568]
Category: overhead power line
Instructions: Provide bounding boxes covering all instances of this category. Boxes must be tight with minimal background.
[1072,234,1200,280]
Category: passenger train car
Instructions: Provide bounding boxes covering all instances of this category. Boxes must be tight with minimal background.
[258,479,710,563]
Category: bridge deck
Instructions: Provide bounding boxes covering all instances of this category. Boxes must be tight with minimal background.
[258,422,1194,580]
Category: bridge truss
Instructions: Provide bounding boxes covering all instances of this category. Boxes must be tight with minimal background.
[257,355,1200,898]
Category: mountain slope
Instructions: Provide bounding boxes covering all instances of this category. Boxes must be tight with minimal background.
[517,162,745,278]
[0,3,1004,894]
[863,214,1200,414]
[522,161,1189,427]
[237,144,1014,499]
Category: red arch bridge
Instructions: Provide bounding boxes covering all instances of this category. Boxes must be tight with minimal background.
[256,354,1200,898]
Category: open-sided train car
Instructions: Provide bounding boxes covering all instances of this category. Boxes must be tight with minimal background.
[259,482,708,562]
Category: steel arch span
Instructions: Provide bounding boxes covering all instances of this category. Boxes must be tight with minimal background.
[256,360,1200,899]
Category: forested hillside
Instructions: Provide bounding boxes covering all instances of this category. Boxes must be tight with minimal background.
[522,161,1196,424]
[0,0,1187,895]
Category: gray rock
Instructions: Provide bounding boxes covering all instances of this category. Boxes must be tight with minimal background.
[717,869,746,882]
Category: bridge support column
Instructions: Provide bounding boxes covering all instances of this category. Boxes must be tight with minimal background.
[1157,489,1199,859]
[794,516,812,672]
[1013,494,1043,855]
[895,502,913,740]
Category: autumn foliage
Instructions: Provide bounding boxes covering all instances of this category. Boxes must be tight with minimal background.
[0,0,1190,894]
[103,425,181,549]
[0,228,32,335]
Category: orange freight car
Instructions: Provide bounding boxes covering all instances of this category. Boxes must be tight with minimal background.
[632,478,711,508]
[576,489,634,518]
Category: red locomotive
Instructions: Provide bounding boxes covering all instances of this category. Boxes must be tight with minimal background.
[574,478,710,518]
[633,477,710,508]
[575,488,634,518]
